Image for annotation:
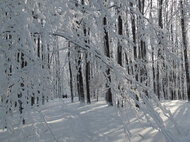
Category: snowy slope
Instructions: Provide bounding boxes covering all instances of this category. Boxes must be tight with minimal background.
[0,99,190,142]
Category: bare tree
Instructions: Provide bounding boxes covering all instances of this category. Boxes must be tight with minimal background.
[180,0,190,101]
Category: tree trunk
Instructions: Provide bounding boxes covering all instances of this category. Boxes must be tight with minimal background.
[68,42,74,103]
[77,49,85,103]
[180,0,190,101]
[103,15,113,106]
[117,15,123,67]
[130,2,139,107]
[156,0,163,100]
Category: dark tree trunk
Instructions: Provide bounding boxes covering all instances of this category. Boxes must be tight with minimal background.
[68,43,74,103]
[138,0,147,84]
[77,49,85,103]
[31,95,35,106]
[117,15,123,67]
[86,59,91,104]
[180,0,190,101]
[130,2,139,107]
[156,0,163,100]
[19,53,26,124]
[81,0,91,104]
[149,0,156,94]
[103,15,113,106]
[117,9,124,107]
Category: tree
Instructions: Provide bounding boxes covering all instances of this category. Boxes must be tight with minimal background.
[103,1,113,106]
[180,0,190,101]
[68,42,74,102]
[81,0,91,104]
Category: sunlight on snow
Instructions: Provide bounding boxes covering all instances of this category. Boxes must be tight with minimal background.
[80,104,108,115]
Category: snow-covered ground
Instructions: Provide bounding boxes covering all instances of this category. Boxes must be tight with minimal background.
[0,98,190,142]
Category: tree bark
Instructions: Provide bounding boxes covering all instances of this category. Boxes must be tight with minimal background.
[103,15,113,105]
[68,42,74,103]
[180,0,190,101]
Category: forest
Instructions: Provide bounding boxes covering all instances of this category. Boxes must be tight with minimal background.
[0,0,190,141]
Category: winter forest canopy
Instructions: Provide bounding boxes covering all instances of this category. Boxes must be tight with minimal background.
[0,0,190,141]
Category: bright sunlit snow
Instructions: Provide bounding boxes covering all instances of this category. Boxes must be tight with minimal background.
[1,98,190,142]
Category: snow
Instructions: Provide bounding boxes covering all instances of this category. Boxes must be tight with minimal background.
[0,99,190,142]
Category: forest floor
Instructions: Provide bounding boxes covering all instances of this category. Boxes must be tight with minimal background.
[0,98,190,142]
